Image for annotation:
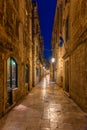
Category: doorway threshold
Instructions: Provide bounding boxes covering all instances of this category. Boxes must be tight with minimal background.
[5,102,16,115]
[64,91,71,98]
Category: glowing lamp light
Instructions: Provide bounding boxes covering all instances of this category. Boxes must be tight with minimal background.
[51,58,55,63]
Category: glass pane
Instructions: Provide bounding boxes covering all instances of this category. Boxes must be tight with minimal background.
[11,59,17,88]
[7,58,11,89]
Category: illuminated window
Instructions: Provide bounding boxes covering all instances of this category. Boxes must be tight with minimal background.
[7,57,18,89]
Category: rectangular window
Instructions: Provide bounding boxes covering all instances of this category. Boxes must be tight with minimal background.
[36,68,38,76]
[7,58,11,88]
[66,17,69,42]
[25,65,29,83]
[7,57,18,89]
[16,20,19,38]
[36,24,38,33]
[65,0,68,5]
[0,0,4,25]
[11,59,17,88]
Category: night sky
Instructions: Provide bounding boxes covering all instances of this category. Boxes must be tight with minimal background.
[32,0,57,61]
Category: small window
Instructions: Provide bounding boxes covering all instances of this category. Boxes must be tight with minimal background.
[25,65,29,83]
[0,0,4,25]
[36,24,38,33]
[65,17,69,42]
[7,57,18,89]
[65,0,68,5]
[36,68,38,76]
[16,20,19,38]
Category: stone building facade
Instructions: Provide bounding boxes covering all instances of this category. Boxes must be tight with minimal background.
[51,0,63,86]
[52,0,87,112]
[32,1,44,86]
[0,0,44,117]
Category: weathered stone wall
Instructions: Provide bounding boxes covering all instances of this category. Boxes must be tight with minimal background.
[52,0,64,86]
[57,47,63,86]
[69,0,87,111]
[70,43,87,111]
[0,0,33,117]
[32,1,44,86]
[53,0,87,111]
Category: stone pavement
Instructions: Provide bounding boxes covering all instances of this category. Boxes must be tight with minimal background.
[0,75,87,130]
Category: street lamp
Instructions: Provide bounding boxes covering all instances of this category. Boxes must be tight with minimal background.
[43,66,46,77]
[43,66,45,69]
[51,58,55,63]
[50,57,56,81]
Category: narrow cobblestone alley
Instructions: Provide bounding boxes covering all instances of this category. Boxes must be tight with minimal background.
[0,75,87,130]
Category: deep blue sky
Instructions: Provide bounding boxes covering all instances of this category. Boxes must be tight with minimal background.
[32,0,57,61]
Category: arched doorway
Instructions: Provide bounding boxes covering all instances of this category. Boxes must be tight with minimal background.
[7,57,18,105]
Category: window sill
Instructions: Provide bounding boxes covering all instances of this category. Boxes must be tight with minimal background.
[12,87,18,90]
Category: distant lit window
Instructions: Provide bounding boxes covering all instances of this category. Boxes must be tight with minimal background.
[25,65,29,83]
[7,57,18,89]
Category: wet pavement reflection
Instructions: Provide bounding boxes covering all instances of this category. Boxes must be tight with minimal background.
[0,75,87,130]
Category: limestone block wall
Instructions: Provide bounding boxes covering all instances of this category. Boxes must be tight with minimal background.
[52,0,87,111]
[33,45,37,86]
[51,0,64,86]
[29,45,33,90]
[69,0,87,111]
[57,47,64,86]
[70,43,87,111]
[0,0,33,117]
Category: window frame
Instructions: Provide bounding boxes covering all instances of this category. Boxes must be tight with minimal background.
[65,17,69,42]
[7,57,18,89]
[25,64,29,83]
